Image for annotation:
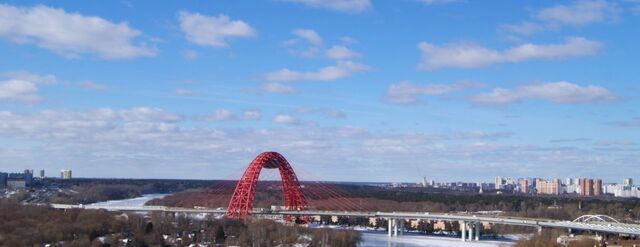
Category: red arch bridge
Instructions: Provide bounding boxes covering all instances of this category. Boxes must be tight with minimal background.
[49,152,640,242]
[225,151,306,219]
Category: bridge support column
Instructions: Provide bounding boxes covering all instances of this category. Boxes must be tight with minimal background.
[461,221,466,242]
[388,219,392,237]
[468,222,474,241]
[393,219,398,236]
[400,219,405,236]
[475,222,480,241]
[538,226,542,234]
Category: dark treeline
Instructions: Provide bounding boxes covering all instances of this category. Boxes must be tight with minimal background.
[148,181,310,209]
[150,183,640,223]
[38,178,218,205]
[337,185,640,222]
[38,178,215,194]
[0,199,361,246]
[48,184,144,205]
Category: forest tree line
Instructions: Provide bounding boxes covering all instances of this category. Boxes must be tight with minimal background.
[0,198,361,246]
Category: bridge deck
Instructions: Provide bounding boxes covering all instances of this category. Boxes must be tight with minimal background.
[48,204,640,236]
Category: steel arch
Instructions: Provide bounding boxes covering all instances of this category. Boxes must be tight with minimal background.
[573,215,620,223]
[225,152,307,218]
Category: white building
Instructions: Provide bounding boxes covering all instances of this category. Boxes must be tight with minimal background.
[495,177,503,190]
[623,178,633,186]
[60,169,72,179]
[565,184,579,194]
[612,185,640,198]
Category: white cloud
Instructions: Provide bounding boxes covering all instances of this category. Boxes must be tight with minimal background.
[0,4,155,59]
[4,71,57,85]
[454,131,513,140]
[385,81,485,104]
[273,114,299,125]
[266,61,368,82]
[178,11,255,47]
[325,45,360,60]
[242,110,262,120]
[285,28,323,58]
[198,109,235,121]
[195,109,262,121]
[418,37,601,70]
[292,28,323,46]
[499,22,544,36]
[537,0,619,26]
[118,107,183,122]
[471,81,616,105]
[282,0,372,13]
[288,46,321,58]
[0,79,39,103]
[0,71,60,103]
[285,29,362,61]
[261,82,297,94]
[0,107,633,180]
[1,71,109,102]
[0,107,181,145]
[500,0,620,37]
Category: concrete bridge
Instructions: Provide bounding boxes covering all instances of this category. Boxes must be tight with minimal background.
[50,203,640,242]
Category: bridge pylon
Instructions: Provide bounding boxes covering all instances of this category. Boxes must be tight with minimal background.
[225,152,307,219]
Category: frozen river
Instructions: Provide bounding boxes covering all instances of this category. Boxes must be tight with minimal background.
[87,194,168,207]
[359,232,515,247]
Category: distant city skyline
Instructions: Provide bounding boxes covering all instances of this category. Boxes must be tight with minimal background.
[0,1,639,181]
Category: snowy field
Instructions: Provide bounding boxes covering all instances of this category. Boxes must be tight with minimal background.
[87,194,168,207]
[359,232,516,247]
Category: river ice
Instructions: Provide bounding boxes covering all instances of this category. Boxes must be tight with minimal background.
[86,194,168,207]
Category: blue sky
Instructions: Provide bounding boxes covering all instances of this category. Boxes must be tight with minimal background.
[0,0,638,182]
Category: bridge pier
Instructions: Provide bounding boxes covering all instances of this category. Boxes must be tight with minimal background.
[475,222,480,241]
[386,218,406,237]
[393,219,399,236]
[461,221,467,242]
[460,222,480,241]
